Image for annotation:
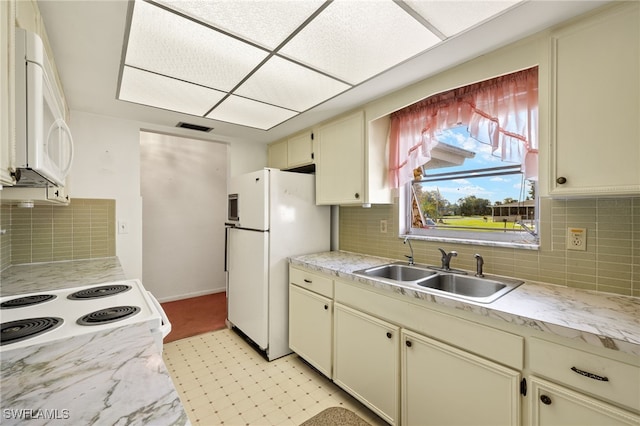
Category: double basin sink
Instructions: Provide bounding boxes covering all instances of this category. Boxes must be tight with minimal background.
[353,263,524,304]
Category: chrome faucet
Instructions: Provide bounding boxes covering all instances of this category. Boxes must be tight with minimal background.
[403,236,414,265]
[474,254,485,277]
[438,248,457,270]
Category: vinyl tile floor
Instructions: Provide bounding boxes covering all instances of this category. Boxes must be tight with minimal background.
[163,328,388,426]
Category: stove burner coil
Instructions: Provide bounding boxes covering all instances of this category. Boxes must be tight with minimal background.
[67,284,132,300]
[0,294,57,309]
[77,306,140,326]
[0,317,63,346]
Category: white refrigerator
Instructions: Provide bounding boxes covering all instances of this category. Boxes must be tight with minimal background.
[226,168,330,360]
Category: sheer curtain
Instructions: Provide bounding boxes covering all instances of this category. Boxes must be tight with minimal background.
[388,67,538,188]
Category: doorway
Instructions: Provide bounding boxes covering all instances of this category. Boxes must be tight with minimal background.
[140,131,227,301]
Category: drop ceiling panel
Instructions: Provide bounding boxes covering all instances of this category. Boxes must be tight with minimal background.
[116,0,540,131]
[234,56,351,112]
[119,66,226,116]
[125,0,269,91]
[154,0,326,50]
[207,96,298,130]
[406,1,521,37]
[278,0,441,84]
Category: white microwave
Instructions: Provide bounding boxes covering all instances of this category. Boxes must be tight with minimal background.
[14,28,73,187]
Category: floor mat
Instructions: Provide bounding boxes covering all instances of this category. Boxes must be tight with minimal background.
[300,407,371,426]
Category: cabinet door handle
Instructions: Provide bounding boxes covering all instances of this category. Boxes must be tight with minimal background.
[405,340,412,347]
[540,395,552,405]
[386,332,392,339]
[354,193,360,199]
[571,366,609,382]
[304,279,312,283]
[556,177,567,184]
[324,304,329,310]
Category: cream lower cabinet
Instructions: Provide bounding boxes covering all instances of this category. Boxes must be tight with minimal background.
[334,303,400,425]
[528,337,640,425]
[529,377,640,426]
[288,284,332,378]
[288,266,334,378]
[402,329,521,426]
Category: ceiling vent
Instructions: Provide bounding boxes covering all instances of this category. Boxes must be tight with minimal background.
[176,122,214,132]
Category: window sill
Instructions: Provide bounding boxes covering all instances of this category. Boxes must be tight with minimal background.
[402,232,539,250]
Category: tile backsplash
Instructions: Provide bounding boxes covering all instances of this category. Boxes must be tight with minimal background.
[0,199,116,270]
[339,197,640,297]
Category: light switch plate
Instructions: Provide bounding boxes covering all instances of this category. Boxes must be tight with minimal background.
[567,227,586,251]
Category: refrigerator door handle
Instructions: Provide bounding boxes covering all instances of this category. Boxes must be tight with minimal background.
[224,226,228,272]
[224,224,235,272]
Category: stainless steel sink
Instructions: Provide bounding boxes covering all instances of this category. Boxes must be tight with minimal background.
[418,274,505,297]
[353,263,524,303]
[354,263,437,282]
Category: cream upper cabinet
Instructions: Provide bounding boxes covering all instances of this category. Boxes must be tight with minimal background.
[0,0,16,187]
[549,2,640,196]
[287,132,314,168]
[316,110,392,206]
[402,329,521,426]
[267,139,288,170]
[316,111,365,205]
[267,131,314,170]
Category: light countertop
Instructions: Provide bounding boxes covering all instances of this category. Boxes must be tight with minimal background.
[0,258,189,426]
[1,323,188,426]
[1,257,126,296]
[290,251,640,358]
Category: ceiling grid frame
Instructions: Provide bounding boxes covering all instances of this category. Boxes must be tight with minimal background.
[117,0,524,130]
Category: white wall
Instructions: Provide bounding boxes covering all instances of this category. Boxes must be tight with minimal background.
[69,110,267,281]
[68,112,143,279]
[140,132,227,301]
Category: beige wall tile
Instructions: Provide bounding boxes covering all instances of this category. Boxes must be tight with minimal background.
[4,199,116,265]
[340,196,640,296]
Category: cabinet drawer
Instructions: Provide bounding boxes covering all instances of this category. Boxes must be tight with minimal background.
[289,266,333,298]
[529,337,640,411]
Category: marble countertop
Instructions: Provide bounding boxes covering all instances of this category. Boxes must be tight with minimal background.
[1,323,189,426]
[1,257,126,296]
[290,251,640,358]
[0,258,190,425]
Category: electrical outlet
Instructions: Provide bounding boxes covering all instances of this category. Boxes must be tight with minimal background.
[567,227,586,251]
[380,220,388,234]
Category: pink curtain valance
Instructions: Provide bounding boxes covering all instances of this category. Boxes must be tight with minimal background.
[388,67,538,188]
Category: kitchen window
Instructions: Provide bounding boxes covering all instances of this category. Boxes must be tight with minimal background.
[390,67,539,248]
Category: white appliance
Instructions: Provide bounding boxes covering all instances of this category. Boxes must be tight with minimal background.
[14,27,73,187]
[0,280,171,353]
[226,168,330,361]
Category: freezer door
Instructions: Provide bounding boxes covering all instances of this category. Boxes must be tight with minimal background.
[227,227,269,349]
[229,169,269,230]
